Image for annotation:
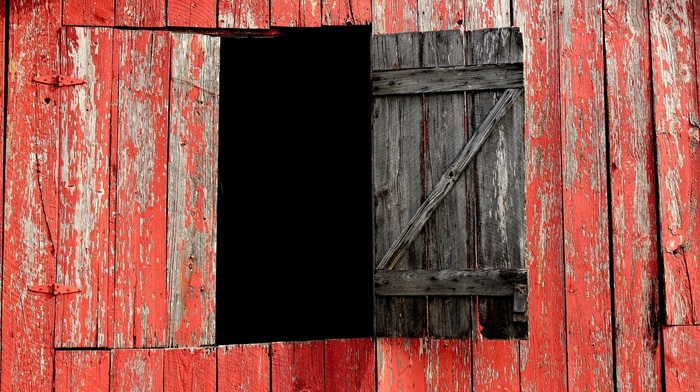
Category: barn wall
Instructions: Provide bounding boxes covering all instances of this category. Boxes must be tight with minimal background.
[0,0,698,391]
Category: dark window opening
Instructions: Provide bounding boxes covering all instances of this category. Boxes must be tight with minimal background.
[216,26,374,345]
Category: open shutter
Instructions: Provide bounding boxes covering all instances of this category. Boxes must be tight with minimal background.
[372,27,527,339]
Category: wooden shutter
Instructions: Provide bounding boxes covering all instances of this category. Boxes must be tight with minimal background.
[372,27,527,339]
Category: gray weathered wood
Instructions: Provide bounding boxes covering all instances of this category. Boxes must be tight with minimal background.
[374,269,527,296]
[372,63,523,96]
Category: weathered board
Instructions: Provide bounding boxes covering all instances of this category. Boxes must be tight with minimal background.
[271,341,324,392]
[376,338,429,391]
[325,339,376,392]
[322,0,371,26]
[163,347,217,391]
[167,32,220,347]
[116,0,166,26]
[664,326,700,391]
[54,350,110,392]
[472,339,520,391]
[62,0,114,25]
[560,0,614,389]
[111,349,164,391]
[218,0,271,28]
[168,0,216,27]
[603,1,662,389]
[218,344,271,391]
[271,0,322,27]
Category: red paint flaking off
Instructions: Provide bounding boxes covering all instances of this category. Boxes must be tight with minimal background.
[376,338,428,392]
[271,341,325,392]
[112,349,165,391]
[167,0,216,27]
[218,344,271,391]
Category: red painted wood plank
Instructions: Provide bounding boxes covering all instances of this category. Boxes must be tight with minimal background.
[55,350,110,392]
[55,27,114,349]
[427,339,470,391]
[462,0,509,30]
[113,29,171,348]
[112,349,164,391]
[1,0,61,389]
[371,0,416,34]
[650,0,700,326]
[218,0,270,28]
[218,344,271,392]
[603,1,662,390]
[472,339,519,391]
[168,0,216,27]
[325,338,375,392]
[664,326,700,391]
[271,0,322,27]
[271,340,324,392]
[560,1,614,389]
[513,1,568,391]
[321,0,371,26]
[376,338,428,392]
[62,0,114,26]
[116,0,166,27]
[167,32,219,347]
[164,347,217,391]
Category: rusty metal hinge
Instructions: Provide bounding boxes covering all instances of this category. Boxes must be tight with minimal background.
[33,74,85,87]
[28,283,82,296]
[513,283,528,322]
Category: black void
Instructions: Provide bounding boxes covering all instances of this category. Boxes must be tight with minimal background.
[217,26,375,344]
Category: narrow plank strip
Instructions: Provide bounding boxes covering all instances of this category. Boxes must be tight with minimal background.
[604,0,662,390]
[321,0,370,26]
[560,0,614,388]
[271,341,324,392]
[375,269,526,296]
[168,0,216,27]
[664,326,700,391]
[513,1,568,389]
[55,26,114,349]
[472,340,519,391]
[167,32,220,347]
[55,350,110,392]
[650,0,700,325]
[113,29,171,348]
[427,339,471,391]
[116,0,166,27]
[63,0,114,25]
[372,63,523,96]
[325,339,375,392]
[112,349,164,391]
[1,0,61,389]
[218,0,270,28]
[218,344,271,392]
[270,0,321,27]
[164,347,217,391]
[376,338,428,392]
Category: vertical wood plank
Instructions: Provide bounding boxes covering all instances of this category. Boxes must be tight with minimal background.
[163,347,217,391]
[218,344,271,392]
[560,0,614,389]
[113,29,171,348]
[55,350,110,392]
[416,0,461,31]
[322,0,371,26]
[325,339,375,392]
[604,1,663,390]
[650,0,700,325]
[112,349,164,391]
[664,326,700,391]
[167,32,220,348]
[462,0,510,31]
[168,0,217,27]
[63,0,115,26]
[2,0,61,389]
[472,340,519,391]
[372,32,427,338]
[218,0,270,28]
[270,0,322,27]
[371,0,417,34]
[116,0,166,27]
[271,341,324,392]
[427,339,471,391]
[376,338,428,392]
[513,0,568,390]
[55,26,114,349]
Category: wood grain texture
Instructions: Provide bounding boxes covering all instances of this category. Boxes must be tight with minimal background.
[426,339,471,391]
[650,0,700,326]
[664,326,700,391]
[560,0,613,388]
[372,32,427,338]
[376,338,429,392]
[167,32,220,347]
[322,0,371,26]
[513,0,568,390]
[271,341,324,392]
[55,350,110,392]
[168,0,216,27]
[417,0,461,31]
[604,1,662,390]
[113,29,171,348]
[116,0,166,26]
[163,347,217,391]
[218,0,270,28]
[462,0,510,31]
[472,339,519,391]
[325,339,375,392]
[375,269,526,296]
[371,0,416,35]
[55,26,114,349]
[2,0,61,389]
[271,0,321,27]
[218,344,271,392]
[111,349,164,391]
[62,0,114,25]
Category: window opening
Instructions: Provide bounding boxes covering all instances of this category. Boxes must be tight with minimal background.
[216,26,374,344]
